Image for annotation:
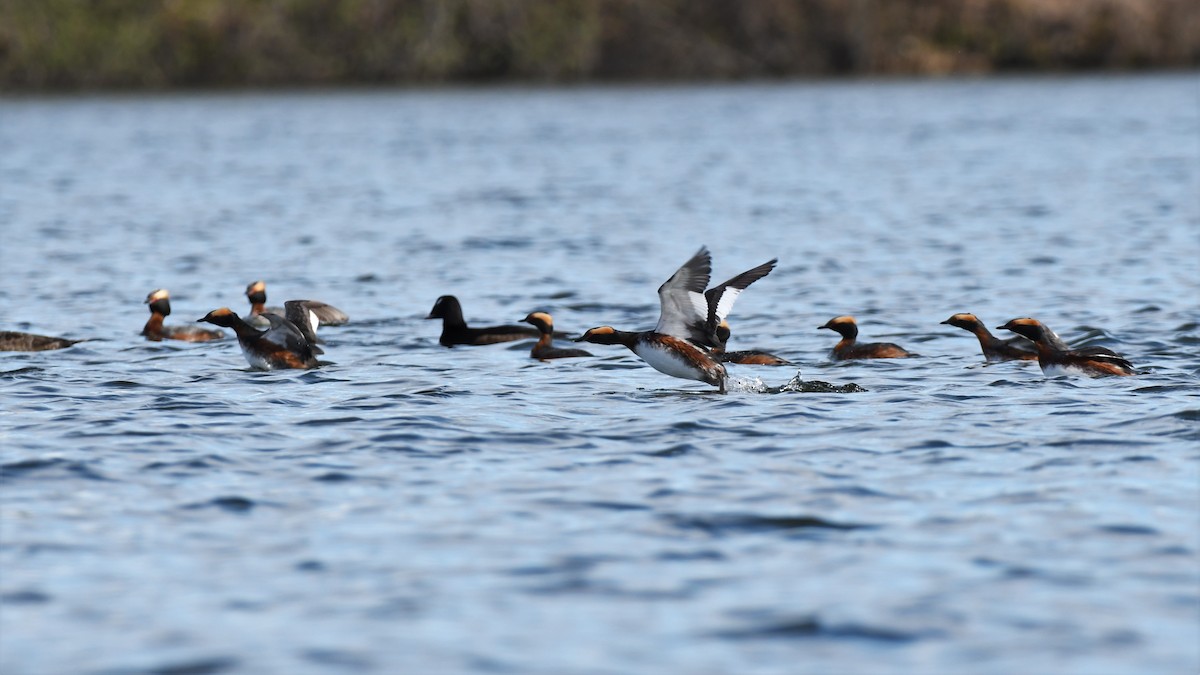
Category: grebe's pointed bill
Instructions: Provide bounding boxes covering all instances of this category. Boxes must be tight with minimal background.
[653,247,712,339]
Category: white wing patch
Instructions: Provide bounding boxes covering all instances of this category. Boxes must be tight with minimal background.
[654,247,712,340]
[710,286,745,325]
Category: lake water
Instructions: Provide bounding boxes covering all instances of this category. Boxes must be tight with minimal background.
[1,74,1198,675]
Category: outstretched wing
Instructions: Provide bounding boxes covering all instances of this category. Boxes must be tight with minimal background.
[261,313,319,359]
[654,246,712,339]
[301,300,349,326]
[694,258,777,347]
[284,301,325,353]
[285,301,323,342]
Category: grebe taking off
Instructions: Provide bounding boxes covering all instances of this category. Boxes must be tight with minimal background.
[200,308,319,370]
[577,246,776,393]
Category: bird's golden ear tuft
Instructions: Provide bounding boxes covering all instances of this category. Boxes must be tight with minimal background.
[246,280,266,294]
[146,289,170,303]
[211,307,235,317]
[831,315,856,325]
[528,312,552,325]
[589,326,615,336]
[1010,317,1040,327]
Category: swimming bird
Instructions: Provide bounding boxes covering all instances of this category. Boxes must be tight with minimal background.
[0,331,84,352]
[199,307,319,370]
[818,316,912,360]
[522,312,592,361]
[711,320,791,366]
[142,289,224,342]
[997,317,1135,377]
[576,246,777,393]
[426,295,541,347]
[245,281,348,328]
[940,313,1036,361]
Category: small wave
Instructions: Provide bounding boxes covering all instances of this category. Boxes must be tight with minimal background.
[506,554,620,577]
[655,549,725,562]
[641,443,697,457]
[1097,524,1159,536]
[301,648,374,670]
[0,366,43,378]
[100,656,240,675]
[0,457,111,482]
[810,485,904,500]
[662,512,872,536]
[906,439,954,449]
[713,614,927,643]
[0,589,52,604]
[538,498,651,512]
[182,496,259,513]
[141,457,228,473]
[462,234,534,248]
[100,380,143,389]
[296,416,364,426]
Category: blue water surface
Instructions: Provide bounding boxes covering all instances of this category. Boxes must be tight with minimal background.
[1,74,1199,675]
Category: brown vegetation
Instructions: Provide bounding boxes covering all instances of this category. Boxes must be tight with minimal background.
[0,0,1196,90]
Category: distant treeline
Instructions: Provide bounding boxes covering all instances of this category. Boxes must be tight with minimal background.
[2,0,1198,89]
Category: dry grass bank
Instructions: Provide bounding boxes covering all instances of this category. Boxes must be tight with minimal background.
[1,0,1197,89]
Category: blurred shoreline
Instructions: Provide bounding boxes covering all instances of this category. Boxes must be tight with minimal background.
[2,0,1198,91]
